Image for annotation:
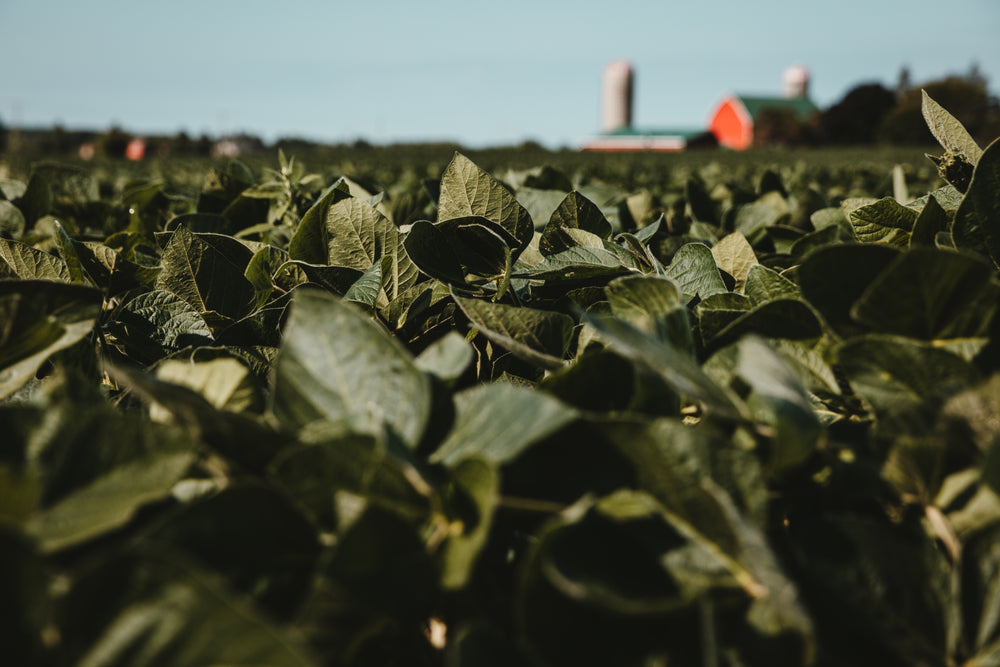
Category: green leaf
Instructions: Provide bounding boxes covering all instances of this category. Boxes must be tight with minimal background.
[518,245,640,281]
[953,138,1000,268]
[665,242,727,300]
[414,330,473,384]
[0,281,102,400]
[580,309,741,419]
[797,244,901,338]
[711,232,757,292]
[344,256,387,308]
[745,264,800,306]
[288,179,353,264]
[402,219,469,286]
[0,237,70,282]
[437,216,515,278]
[910,193,950,247]
[438,153,533,254]
[539,191,612,256]
[848,197,917,244]
[53,220,90,285]
[155,227,256,322]
[735,337,823,478]
[0,200,25,239]
[439,457,499,589]
[324,198,418,302]
[734,191,789,239]
[155,357,261,413]
[605,274,693,354]
[244,244,288,308]
[922,90,984,165]
[706,298,823,351]
[273,259,364,295]
[837,334,979,428]
[851,246,1000,340]
[109,289,213,363]
[26,448,195,553]
[453,293,573,370]
[430,382,577,465]
[271,289,431,449]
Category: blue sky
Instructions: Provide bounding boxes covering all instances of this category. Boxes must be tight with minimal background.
[1,0,997,148]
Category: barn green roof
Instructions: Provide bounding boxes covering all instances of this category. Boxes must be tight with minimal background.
[735,95,819,120]
[602,127,709,139]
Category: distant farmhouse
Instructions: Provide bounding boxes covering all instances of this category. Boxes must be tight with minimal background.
[582,61,818,151]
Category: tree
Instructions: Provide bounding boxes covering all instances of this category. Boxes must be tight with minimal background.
[821,83,897,145]
[879,76,1000,145]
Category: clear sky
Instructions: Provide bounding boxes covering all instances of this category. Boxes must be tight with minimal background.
[1,0,997,148]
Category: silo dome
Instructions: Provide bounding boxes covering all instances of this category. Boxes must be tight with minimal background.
[783,65,810,99]
[602,60,634,132]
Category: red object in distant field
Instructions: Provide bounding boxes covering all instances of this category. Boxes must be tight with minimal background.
[125,138,146,161]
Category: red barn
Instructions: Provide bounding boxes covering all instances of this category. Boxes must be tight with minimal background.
[708,66,818,150]
[708,95,818,150]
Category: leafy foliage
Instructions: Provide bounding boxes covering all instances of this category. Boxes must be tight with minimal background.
[2,100,1000,666]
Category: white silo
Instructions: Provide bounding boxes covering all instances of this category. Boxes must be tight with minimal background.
[783,65,810,99]
[602,60,634,132]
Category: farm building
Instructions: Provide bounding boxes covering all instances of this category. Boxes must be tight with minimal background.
[708,65,819,149]
[582,62,817,151]
[581,60,715,152]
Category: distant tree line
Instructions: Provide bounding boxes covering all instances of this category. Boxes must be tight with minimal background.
[754,66,1000,148]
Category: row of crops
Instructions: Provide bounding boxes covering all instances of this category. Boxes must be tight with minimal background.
[1,95,999,666]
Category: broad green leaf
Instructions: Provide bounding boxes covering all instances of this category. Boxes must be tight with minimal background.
[605,274,693,354]
[53,220,90,285]
[797,244,901,338]
[0,237,70,282]
[0,281,102,400]
[848,197,917,244]
[430,382,577,465]
[439,457,499,589]
[244,244,288,308]
[414,330,473,383]
[26,448,195,553]
[155,357,261,413]
[696,292,753,344]
[735,337,823,478]
[324,198,418,302]
[518,245,640,281]
[453,293,573,370]
[910,193,950,247]
[343,256,387,308]
[665,242,727,300]
[0,200,25,238]
[288,178,353,264]
[271,289,431,449]
[953,138,1000,268]
[838,334,979,428]
[273,259,364,295]
[745,264,800,306]
[707,298,823,351]
[402,219,469,286]
[110,290,213,362]
[437,216,514,278]
[155,227,256,322]
[734,191,789,239]
[580,309,741,419]
[922,90,984,165]
[539,191,612,255]
[438,153,533,254]
[851,246,1000,340]
[711,232,757,292]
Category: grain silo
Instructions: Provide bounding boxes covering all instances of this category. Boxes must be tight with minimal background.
[601,60,634,133]
[783,65,810,99]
